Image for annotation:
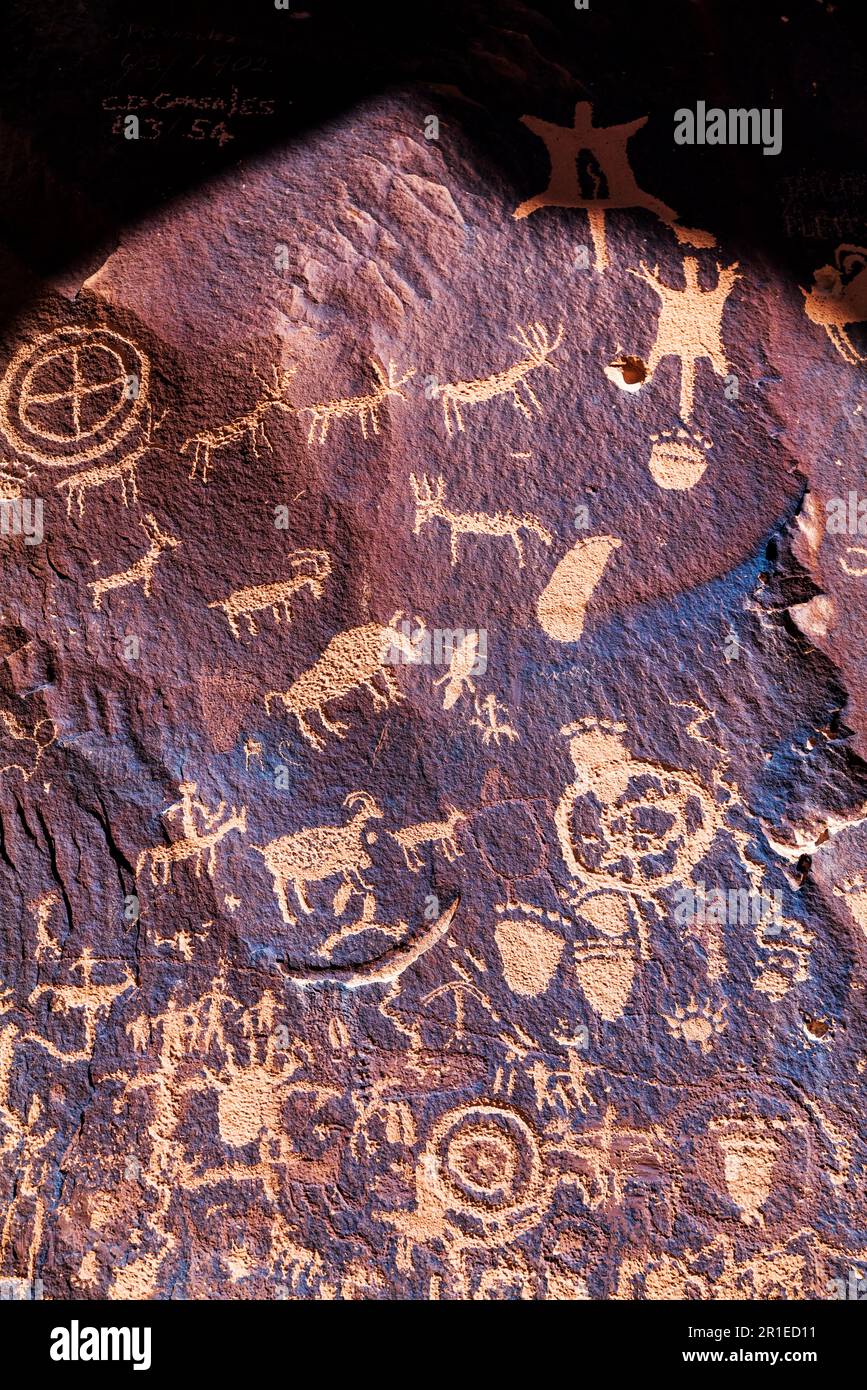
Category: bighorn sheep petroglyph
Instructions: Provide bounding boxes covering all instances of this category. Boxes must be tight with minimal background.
[208,550,331,638]
[252,791,383,925]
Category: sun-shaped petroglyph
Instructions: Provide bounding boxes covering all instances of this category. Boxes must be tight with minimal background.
[554,710,808,1004]
[375,1103,553,1271]
[0,326,150,467]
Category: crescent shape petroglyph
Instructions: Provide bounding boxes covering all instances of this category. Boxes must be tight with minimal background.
[278,896,459,989]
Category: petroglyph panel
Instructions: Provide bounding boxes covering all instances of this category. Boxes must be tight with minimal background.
[0,1,865,1308]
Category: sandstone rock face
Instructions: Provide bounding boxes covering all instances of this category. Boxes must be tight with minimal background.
[0,1,865,1300]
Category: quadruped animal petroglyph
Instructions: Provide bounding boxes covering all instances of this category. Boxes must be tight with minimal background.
[391,806,467,872]
[437,324,563,434]
[252,791,383,925]
[136,781,247,887]
[88,512,180,610]
[181,365,296,483]
[802,244,867,365]
[57,405,165,517]
[264,612,427,749]
[208,550,331,638]
[301,360,414,443]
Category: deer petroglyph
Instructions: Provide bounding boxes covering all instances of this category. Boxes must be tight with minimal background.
[411,473,553,568]
[56,406,165,517]
[88,513,180,610]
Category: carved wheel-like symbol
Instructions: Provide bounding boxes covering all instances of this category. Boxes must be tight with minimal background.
[429,1105,546,1236]
[0,326,150,467]
[568,766,723,894]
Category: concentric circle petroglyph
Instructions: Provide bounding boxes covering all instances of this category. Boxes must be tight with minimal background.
[0,326,150,466]
[429,1104,544,1222]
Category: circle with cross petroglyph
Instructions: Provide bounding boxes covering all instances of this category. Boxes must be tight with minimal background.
[0,326,150,466]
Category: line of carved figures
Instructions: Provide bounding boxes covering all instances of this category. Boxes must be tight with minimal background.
[130,709,820,1016]
[0,898,860,1296]
[39,465,619,759]
[3,243,860,522]
[177,322,564,486]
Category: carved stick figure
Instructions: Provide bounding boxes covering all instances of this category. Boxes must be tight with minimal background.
[629,257,740,420]
[514,102,715,266]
